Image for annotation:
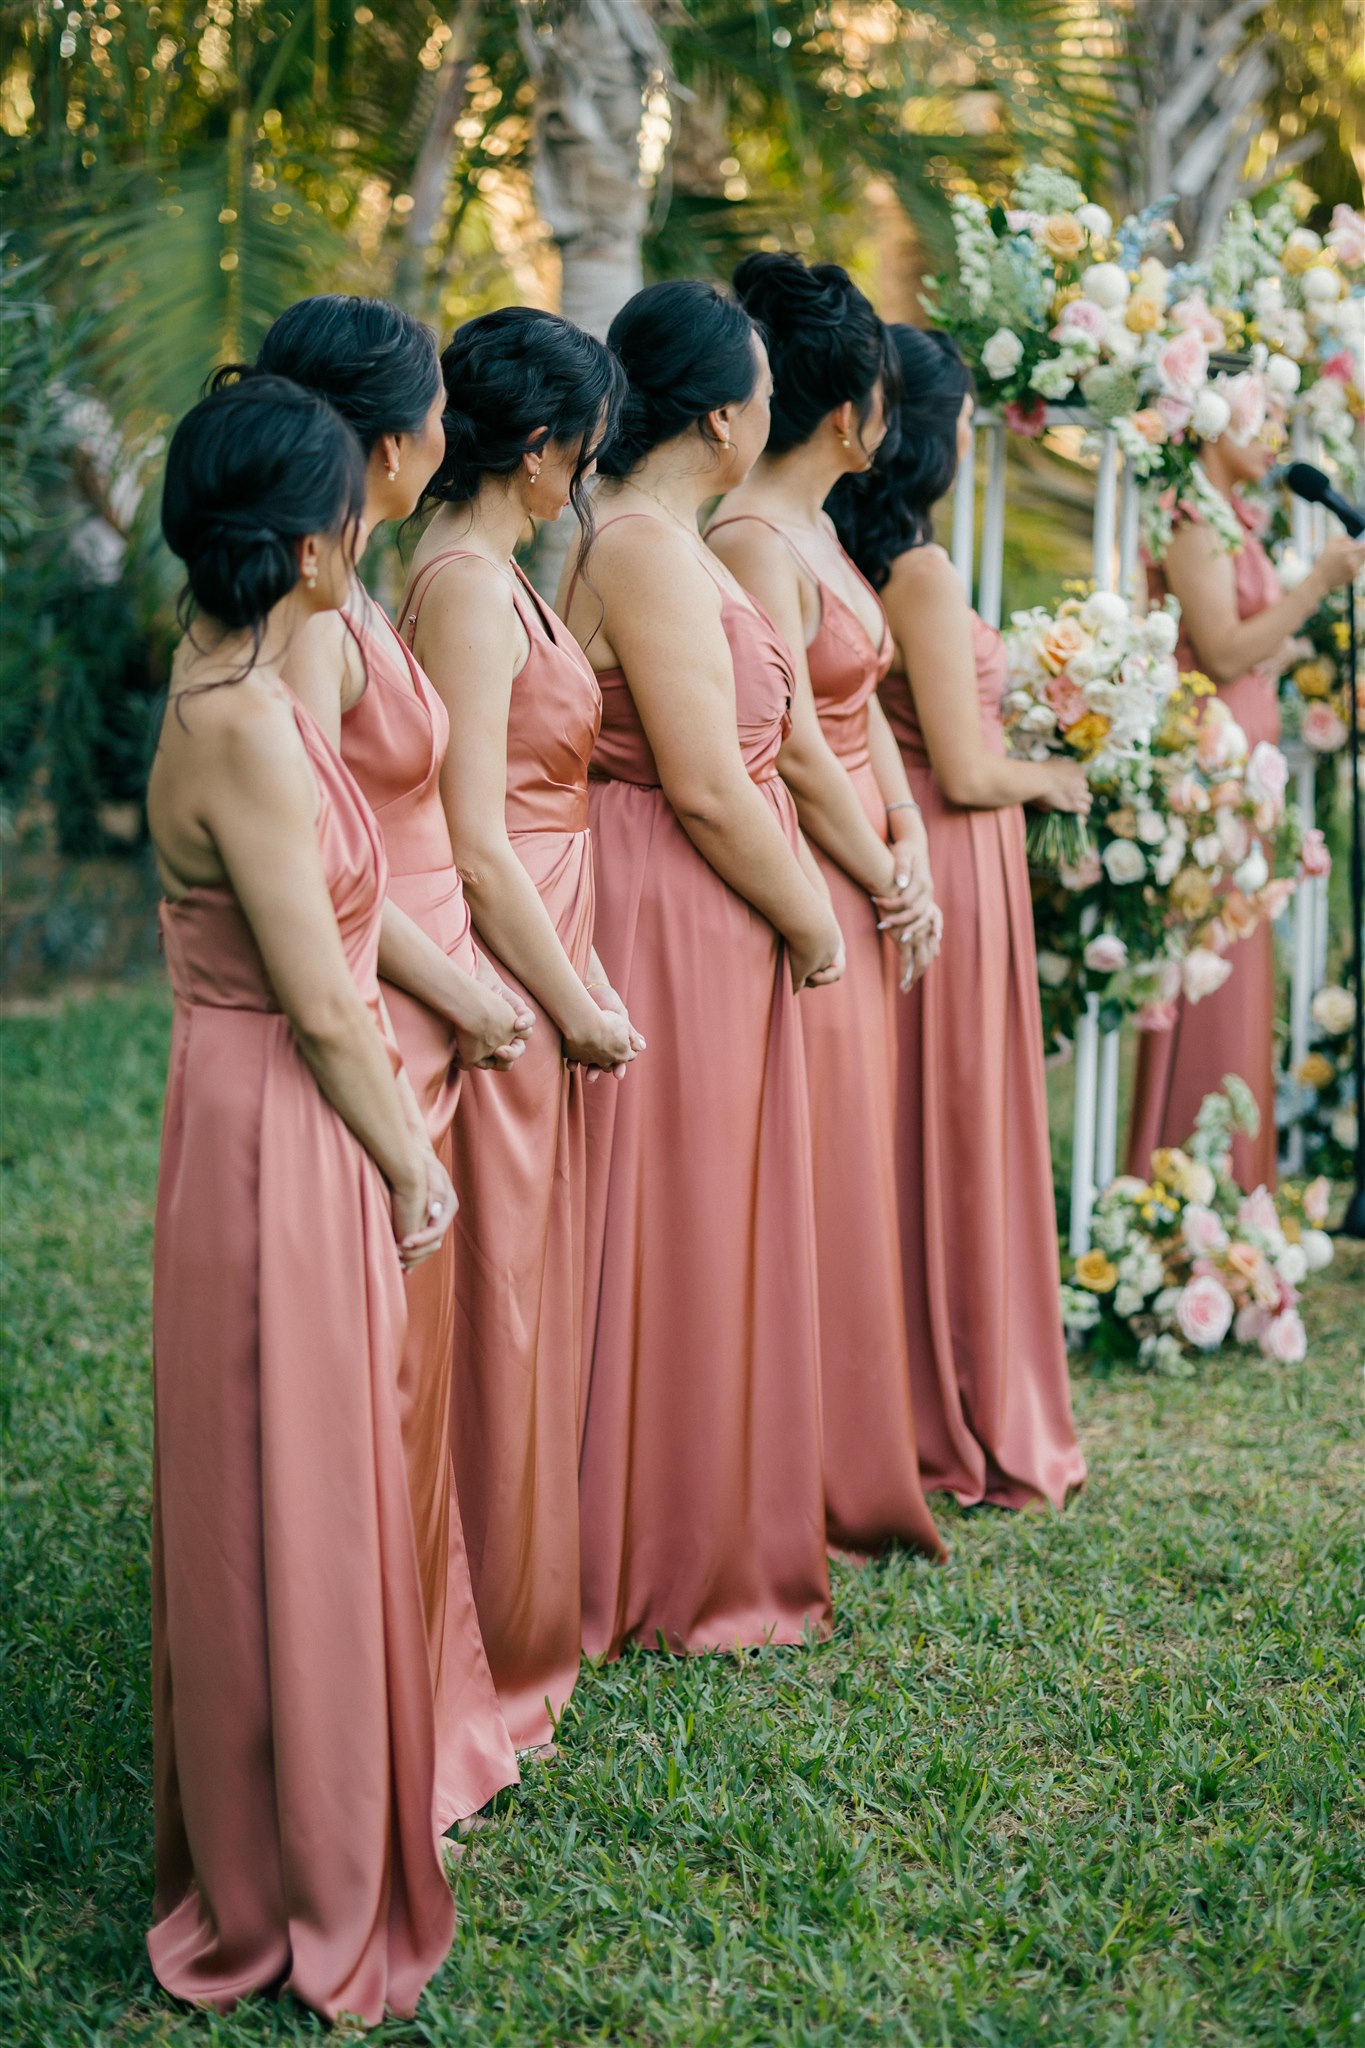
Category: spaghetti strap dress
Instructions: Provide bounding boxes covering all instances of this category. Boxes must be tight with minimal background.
[1127,492,1283,1191]
[401,554,598,1751]
[575,516,831,1658]
[708,516,942,1561]
[880,613,1086,1512]
[340,597,518,1825]
[149,701,454,2023]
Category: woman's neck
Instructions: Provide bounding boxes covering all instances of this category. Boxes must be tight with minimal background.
[431,478,530,564]
[604,449,718,529]
[742,443,847,526]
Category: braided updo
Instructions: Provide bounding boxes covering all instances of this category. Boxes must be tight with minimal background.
[595,281,762,477]
[731,250,893,458]
[161,375,365,634]
[418,306,625,542]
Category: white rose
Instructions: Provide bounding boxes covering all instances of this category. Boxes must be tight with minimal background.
[1301,1229,1334,1272]
[1311,984,1354,1036]
[1265,353,1301,396]
[1330,1106,1358,1150]
[1182,1161,1216,1207]
[982,328,1025,380]
[1191,388,1232,440]
[1114,1282,1145,1318]
[1081,260,1129,309]
[1079,589,1129,631]
[1302,266,1342,305]
[1276,1243,1309,1287]
[1192,833,1222,869]
[1102,839,1147,885]
[1233,845,1270,894]
[1036,949,1071,988]
[1136,810,1166,845]
[1154,836,1185,886]
[1076,204,1114,241]
[1105,324,1142,369]
[1029,356,1075,400]
[1143,610,1179,656]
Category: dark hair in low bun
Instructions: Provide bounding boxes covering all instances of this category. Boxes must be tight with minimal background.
[732,250,892,458]
[237,293,443,455]
[418,306,625,543]
[161,375,365,646]
[829,325,974,588]
[596,280,761,476]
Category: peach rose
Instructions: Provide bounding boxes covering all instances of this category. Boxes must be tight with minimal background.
[1219,890,1259,943]
[1303,1176,1331,1226]
[1131,404,1167,440]
[1182,947,1233,1002]
[1170,866,1214,918]
[1226,1242,1262,1282]
[1038,616,1091,675]
[1041,213,1087,262]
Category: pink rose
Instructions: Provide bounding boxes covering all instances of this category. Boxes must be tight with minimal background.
[1327,204,1365,270]
[1182,1204,1228,1256]
[1156,329,1210,402]
[1322,349,1357,383]
[1235,1303,1271,1345]
[1182,947,1233,1003]
[1300,827,1333,877]
[1257,878,1295,921]
[1045,674,1089,727]
[1244,740,1289,809]
[1054,297,1108,343]
[1170,292,1227,347]
[1303,1176,1330,1227]
[1157,393,1194,436]
[1237,1186,1280,1237]
[1302,703,1348,753]
[1083,932,1128,974]
[1060,848,1102,891]
[1175,1274,1235,1350]
[1260,1309,1307,1364]
[1137,998,1178,1032]
[1004,398,1049,438]
[1221,370,1268,447]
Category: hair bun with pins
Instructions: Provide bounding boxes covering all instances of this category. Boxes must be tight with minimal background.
[732,250,891,457]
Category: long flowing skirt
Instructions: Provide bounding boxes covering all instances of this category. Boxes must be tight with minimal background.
[580,777,831,1656]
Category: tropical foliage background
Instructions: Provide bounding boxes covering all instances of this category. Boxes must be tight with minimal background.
[0,0,1361,889]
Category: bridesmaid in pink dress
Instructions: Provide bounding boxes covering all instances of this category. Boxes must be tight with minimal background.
[1126,394,1365,1191]
[148,378,457,2019]
[708,252,942,1561]
[255,296,526,1826]
[559,280,843,1657]
[832,326,1088,1511]
[403,309,642,1753]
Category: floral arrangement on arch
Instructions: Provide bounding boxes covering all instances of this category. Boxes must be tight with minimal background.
[1062,1079,1334,1375]
[1205,183,1365,495]
[1002,587,1323,1050]
[1277,980,1359,1181]
[1274,579,1361,766]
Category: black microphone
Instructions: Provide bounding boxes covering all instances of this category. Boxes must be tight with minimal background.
[1283,461,1365,539]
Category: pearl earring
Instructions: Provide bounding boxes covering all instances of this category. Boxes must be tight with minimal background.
[839,431,851,450]
[304,567,318,589]
[387,464,399,482]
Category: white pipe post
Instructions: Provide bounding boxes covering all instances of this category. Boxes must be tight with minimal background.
[1117,459,1141,604]
[1284,741,1319,1172]
[1086,427,1123,1216]
[951,420,976,596]
[1070,992,1102,1256]
[977,420,1008,629]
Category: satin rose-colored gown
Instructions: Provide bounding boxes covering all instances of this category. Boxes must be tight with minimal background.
[150,701,453,2023]
[709,518,942,1561]
[341,598,518,1825]
[1128,494,1283,1192]
[402,556,597,1751]
[577,519,831,1658]
[881,609,1086,1512]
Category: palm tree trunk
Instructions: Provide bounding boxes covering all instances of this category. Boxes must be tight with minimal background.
[393,0,481,315]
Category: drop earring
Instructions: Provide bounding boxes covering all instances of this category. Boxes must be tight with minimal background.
[387,463,399,482]
[304,566,318,589]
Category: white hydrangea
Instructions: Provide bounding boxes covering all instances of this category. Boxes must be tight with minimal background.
[1060,1284,1103,1331]
[1092,1210,1133,1255]
[1013,166,1087,216]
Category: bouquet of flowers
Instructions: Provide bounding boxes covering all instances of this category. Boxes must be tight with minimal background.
[1004,588,1315,1046]
[1276,585,1360,764]
[1277,980,1359,1180]
[1062,1079,1334,1374]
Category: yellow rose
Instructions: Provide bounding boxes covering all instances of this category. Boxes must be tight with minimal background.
[1151,1148,1190,1187]
[1108,807,1140,839]
[1170,866,1214,918]
[1334,621,1352,652]
[1074,1250,1119,1293]
[1065,712,1112,757]
[1292,659,1335,701]
[1282,1215,1303,1244]
[1041,213,1087,262]
[1038,615,1091,675]
[1297,1052,1336,1090]
[1282,229,1323,276]
[1125,297,1161,334]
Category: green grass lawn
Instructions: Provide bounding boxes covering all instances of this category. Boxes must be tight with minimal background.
[2,982,1363,2047]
